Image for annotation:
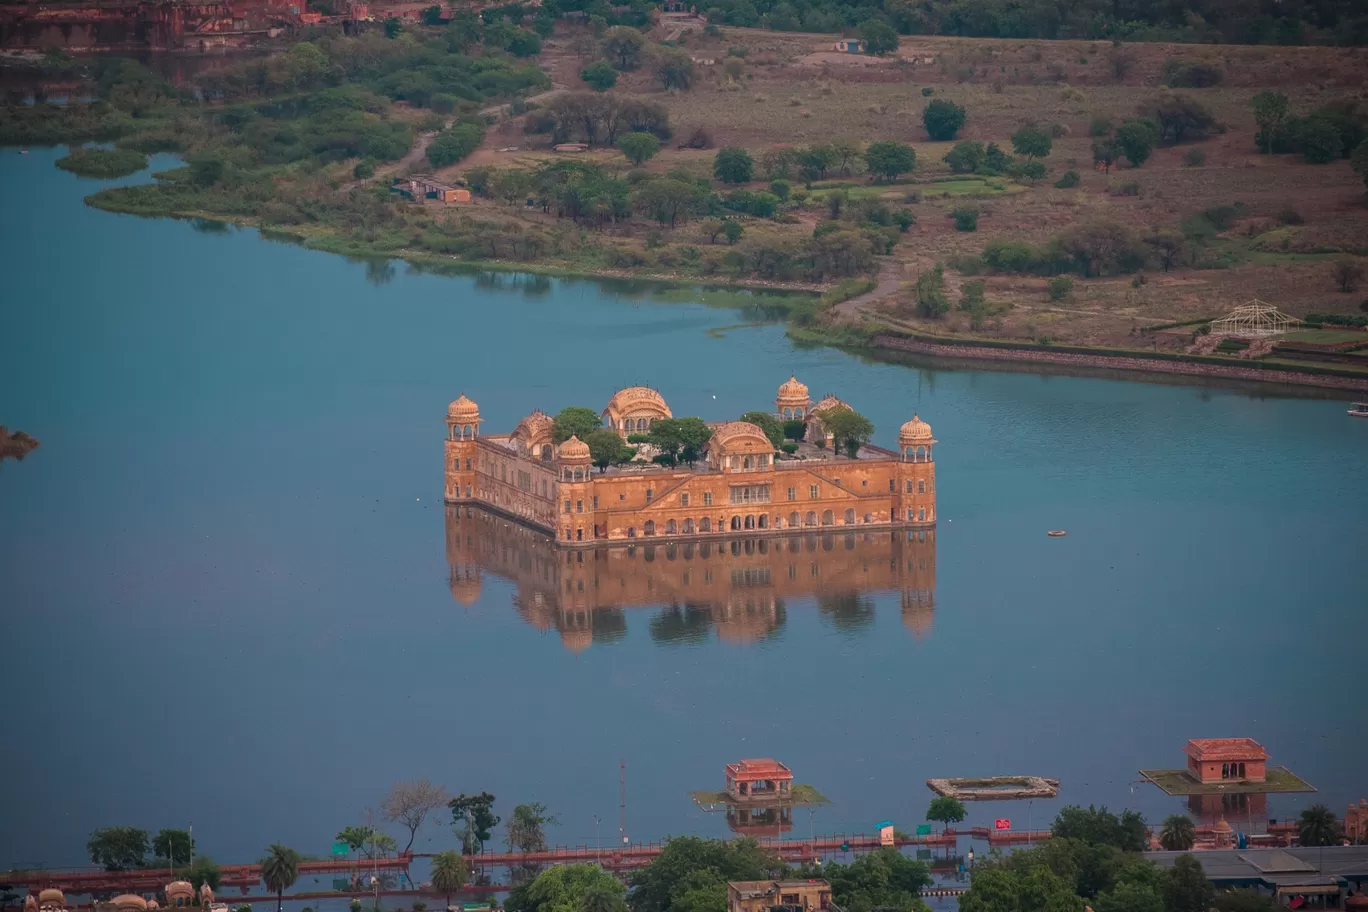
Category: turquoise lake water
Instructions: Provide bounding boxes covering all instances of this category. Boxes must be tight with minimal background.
[1,148,1366,872]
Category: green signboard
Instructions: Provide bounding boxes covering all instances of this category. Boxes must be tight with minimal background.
[915,824,932,836]
[332,842,351,857]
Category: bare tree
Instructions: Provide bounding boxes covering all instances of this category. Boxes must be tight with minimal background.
[1331,257,1363,293]
[383,780,451,854]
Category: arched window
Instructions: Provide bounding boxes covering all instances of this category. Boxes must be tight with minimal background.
[627,527,636,538]
[822,510,834,525]
[666,519,677,534]
[730,515,742,530]
[918,479,925,493]
[644,520,656,535]
[789,512,800,528]
[743,456,753,469]
[744,515,756,529]
[918,508,925,522]
[700,517,711,532]
[805,511,817,526]
[730,455,740,469]
[683,518,695,534]
[574,467,584,481]
[636,417,648,431]
[541,446,552,462]
[926,446,933,462]
[563,468,572,481]
[844,509,855,525]
[758,514,769,529]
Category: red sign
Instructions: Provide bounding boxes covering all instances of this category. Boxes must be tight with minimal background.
[995,818,1011,830]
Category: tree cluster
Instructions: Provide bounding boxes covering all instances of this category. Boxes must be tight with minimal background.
[531,92,672,146]
[1251,93,1367,164]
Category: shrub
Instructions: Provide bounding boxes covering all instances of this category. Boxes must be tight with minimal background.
[1183,147,1207,167]
[55,147,148,179]
[921,87,934,96]
[1089,116,1113,137]
[1142,92,1217,145]
[580,60,618,92]
[1008,160,1047,183]
[944,140,985,174]
[1111,180,1141,197]
[353,158,376,179]
[713,146,755,183]
[619,131,660,165]
[1115,118,1158,166]
[1011,123,1052,158]
[1054,169,1080,188]
[1276,206,1304,225]
[1162,59,1223,88]
[780,442,799,454]
[1202,203,1244,230]
[1300,117,1344,164]
[681,126,713,149]
[1048,276,1074,300]
[428,122,483,167]
[723,220,744,243]
[922,99,967,141]
[952,206,979,231]
[894,208,916,231]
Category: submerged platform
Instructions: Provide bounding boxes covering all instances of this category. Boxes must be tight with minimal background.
[1139,766,1316,796]
[926,776,1059,800]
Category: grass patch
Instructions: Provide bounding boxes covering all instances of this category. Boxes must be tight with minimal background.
[918,177,1025,196]
[1280,329,1367,344]
[56,147,149,179]
[1139,766,1315,796]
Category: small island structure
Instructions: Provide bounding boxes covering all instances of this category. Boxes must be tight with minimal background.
[443,378,938,546]
[1140,739,1315,796]
[692,758,830,813]
[927,776,1060,801]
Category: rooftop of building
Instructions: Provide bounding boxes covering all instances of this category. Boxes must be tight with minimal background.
[1183,738,1270,761]
[726,758,793,776]
[728,879,830,897]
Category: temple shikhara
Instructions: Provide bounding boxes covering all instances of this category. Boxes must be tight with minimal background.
[443,377,938,546]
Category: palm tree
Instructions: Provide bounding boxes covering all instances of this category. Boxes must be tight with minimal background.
[1159,814,1196,851]
[430,851,469,907]
[1298,805,1342,847]
[260,844,301,912]
[580,886,626,912]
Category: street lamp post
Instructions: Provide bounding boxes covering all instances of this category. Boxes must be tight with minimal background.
[966,847,974,884]
[594,816,602,867]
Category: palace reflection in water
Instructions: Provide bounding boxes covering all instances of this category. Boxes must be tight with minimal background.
[445,505,936,651]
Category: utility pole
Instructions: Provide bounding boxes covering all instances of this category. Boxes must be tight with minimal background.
[619,760,628,846]
[594,815,602,867]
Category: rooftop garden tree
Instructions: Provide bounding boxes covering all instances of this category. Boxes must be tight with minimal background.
[863,141,916,182]
[922,99,966,141]
[739,411,786,447]
[586,428,626,472]
[821,406,874,458]
[553,407,603,443]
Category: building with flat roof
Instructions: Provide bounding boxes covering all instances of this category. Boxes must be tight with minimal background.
[727,880,831,912]
[1183,738,1270,784]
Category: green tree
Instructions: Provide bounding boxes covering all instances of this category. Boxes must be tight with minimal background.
[782,419,807,441]
[739,411,785,447]
[261,844,301,912]
[508,803,560,854]
[944,140,985,174]
[820,406,874,458]
[186,856,221,892]
[1141,92,1215,145]
[580,60,618,92]
[1051,806,1146,852]
[431,851,470,906]
[586,428,625,472]
[336,826,374,855]
[1297,804,1342,846]
[1351,138,1368,189]
[960,865,1084,912]
[1095,882,1162,912]
[505,29,542,58]
[820,848,931,912]
[553,407,604,443]
[1163,855,1214,912]
[628,837,781,912]
[797,145,839,183]
[922,99,966,141]
[863,141,916,181]
[1092,138,1120,173]
[913,264,950,318]
[858,19,899,55]
[1011,123,1052,158]
[633,178,705,227]
[1300,117,1343,163]
[509,865,625,912]
[713,147,755,184]
[620,132,661,165]
[1157,815,1195,851]
[926,796,967,831]
[153,829,195,867]
[428,123,484,168]
[384,779,451,854]
[584,884,631,912]
[602,27,646,71]
[450,792,500,854]
[1252,90,1289,155]
[953,206,979,231]
[1115,119,1157,166]
[1215,889,1282,912]
[87,827,149,871]
[384,16,402,38]
[446,11,483,50]
[654,47,695,90]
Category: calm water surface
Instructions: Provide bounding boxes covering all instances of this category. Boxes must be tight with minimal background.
[2,149,1366,873]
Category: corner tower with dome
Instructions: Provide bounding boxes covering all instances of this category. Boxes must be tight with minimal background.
[443,378,937,546]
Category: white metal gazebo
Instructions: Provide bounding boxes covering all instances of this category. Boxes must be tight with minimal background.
[1208,300,1301,338]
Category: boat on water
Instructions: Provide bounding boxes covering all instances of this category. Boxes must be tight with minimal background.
[1047,530,1067,537]
[1350,402,1368,418]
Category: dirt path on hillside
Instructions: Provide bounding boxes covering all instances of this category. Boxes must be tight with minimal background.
[834,259,905,319]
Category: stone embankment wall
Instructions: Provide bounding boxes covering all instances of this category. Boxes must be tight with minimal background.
[872,335,1368,393]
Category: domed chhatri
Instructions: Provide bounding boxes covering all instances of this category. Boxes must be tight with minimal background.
[775,376,811,419]
[558,435,591,462]
[164,883,193,907]
[443,379,938,546]
[604,386,672,436]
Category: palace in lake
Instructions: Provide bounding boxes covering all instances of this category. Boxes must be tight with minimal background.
[443,377,938,546]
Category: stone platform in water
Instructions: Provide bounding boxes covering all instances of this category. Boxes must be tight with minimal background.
[1139,766,1315,796]
[926,776,1060,800]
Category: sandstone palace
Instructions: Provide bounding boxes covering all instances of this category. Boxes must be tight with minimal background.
[443,377,937,546]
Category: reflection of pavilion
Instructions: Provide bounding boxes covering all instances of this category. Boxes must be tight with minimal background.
[445,505,937,651]
[727,805,793,837]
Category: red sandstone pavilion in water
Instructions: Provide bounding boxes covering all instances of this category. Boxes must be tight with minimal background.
[443,377,938,546]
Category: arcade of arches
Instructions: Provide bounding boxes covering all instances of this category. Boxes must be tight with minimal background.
[443,379,937,546]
